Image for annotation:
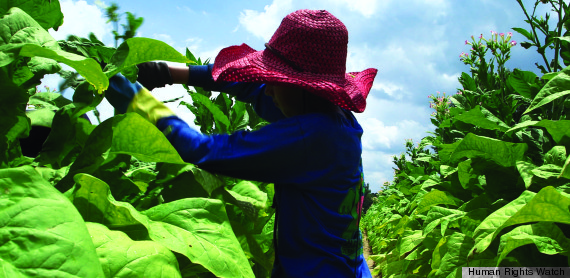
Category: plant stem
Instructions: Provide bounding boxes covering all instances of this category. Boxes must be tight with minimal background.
[518,0,553,72]
[553,0,563,71]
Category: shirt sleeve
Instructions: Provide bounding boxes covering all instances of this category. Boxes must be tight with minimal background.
[187,64,285,123]
[156,115,312,184]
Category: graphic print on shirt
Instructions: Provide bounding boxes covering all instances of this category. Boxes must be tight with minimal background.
[338,173,364,260]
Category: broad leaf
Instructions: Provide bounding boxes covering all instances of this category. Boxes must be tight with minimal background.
[507,69,538,99]
[0,166,104,277]
[423,206,466,236]
[86,222,182,278]
[430,233,474,278]
[496,222,570,266]
[55,113,184,191]
[524,65,570,114]
[0,0,64,30]
[105,37,192,78]
[471,187,570,256]
[415,189,462,214]
[453,105,510,132]
[533,120,570,146]
[227,180,268,210]
[18,44,108,92]
[0,7,107,92]
[449,133,528,168]
[70,174,255,278]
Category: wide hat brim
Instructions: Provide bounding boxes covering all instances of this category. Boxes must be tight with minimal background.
[212,43,378,113]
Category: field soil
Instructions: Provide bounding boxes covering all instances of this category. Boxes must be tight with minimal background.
[362,230,379,277]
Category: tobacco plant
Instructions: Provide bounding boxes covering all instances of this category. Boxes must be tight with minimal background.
[0,2,274,277]
[362,1,570,277]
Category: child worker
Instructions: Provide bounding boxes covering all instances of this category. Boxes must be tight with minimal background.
[104,9,377,278]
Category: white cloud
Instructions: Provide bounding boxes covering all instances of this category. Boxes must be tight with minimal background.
[49,0,111,44]
[359,118,426,150]
[238,0,294,41]
[440,72,461,90]
[375,82,404,98]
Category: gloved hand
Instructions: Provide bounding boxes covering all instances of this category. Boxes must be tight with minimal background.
[105,73,176,124]
[136,62,173,91]
[105,73,143,114]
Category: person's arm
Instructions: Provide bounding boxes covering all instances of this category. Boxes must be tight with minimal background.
[104,74,345,184]
[156,114,321,184]
[137,62,285,122]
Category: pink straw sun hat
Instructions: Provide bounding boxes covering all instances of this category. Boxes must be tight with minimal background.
[212,9,378,113]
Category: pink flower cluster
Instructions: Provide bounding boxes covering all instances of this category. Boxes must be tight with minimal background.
[460,30,517,66]
[428,91,453,118]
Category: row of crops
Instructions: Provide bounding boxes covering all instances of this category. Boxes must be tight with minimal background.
[362,0,570,277]
[1,1,275,277]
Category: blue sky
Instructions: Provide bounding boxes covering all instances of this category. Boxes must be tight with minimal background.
[43,0,553,192]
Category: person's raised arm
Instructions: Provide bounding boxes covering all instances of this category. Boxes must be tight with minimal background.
[136,62,285,122]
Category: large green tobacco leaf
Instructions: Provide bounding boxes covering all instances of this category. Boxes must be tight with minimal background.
[0,7,107,92]
[429,233,475,278]
[58,35,116,64]
[470,191,536,257]
[0,166,104,277]
[56,113,184,191]
[532,164,563,179]
[0,11,61,90]
[471,187,570,257]
[104,37,192,78]
[0,0,64,30]
[505,120,540,136]
[507,69,539,99]
[448,133,528,167]
[86,222,182,278]
[227,180,269,210]
[452,105,510,132]
[532,120,570,146]
[524,65,570,114]
[0,7,58,51]
[423,206,466,236]
[415,189,462,214]
[395,230,425,257]
[496,222,570,266]
[71,174,255,278]
[18,44,108,92]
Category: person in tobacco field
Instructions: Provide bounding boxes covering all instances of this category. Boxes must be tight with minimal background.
[104,9,377,278]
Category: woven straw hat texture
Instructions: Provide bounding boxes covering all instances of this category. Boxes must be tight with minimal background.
[212,9,378,112]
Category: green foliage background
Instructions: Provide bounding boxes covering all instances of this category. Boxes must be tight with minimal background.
[362,1,570,277]
[0,1,273,277]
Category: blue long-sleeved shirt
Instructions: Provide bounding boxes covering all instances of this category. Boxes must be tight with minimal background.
[156,65,372,278]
